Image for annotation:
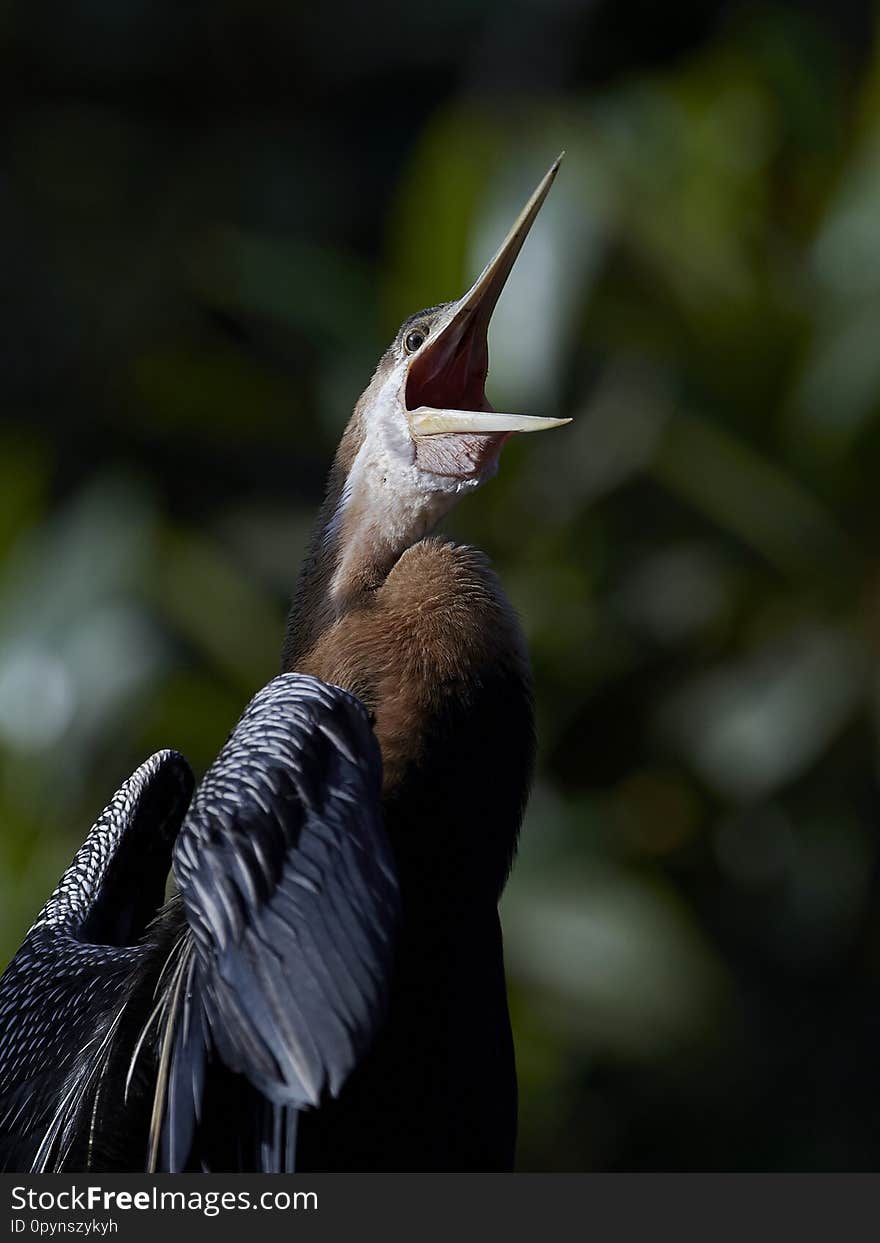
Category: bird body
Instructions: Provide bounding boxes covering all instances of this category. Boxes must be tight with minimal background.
[291,537,534,1169]
[0,157,567,1172]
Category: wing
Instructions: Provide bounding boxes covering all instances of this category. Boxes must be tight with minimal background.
[150,673,399,1173]
[0,750,195,1172]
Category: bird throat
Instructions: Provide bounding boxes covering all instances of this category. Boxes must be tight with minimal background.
[280,449,426,685]
[284,413,474,670]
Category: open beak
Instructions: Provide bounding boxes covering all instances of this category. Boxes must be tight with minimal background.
[406,153,571,438]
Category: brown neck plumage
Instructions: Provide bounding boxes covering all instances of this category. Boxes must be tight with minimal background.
[281,421,533,912]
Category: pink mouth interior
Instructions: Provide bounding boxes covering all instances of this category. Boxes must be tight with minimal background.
[405,313,492,414]
[405,314,507,480]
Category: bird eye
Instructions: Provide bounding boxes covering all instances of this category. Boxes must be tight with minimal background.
[404,329,427,354]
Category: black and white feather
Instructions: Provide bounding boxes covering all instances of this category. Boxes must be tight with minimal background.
[0,749,193,1171]
[0,674,398,1173]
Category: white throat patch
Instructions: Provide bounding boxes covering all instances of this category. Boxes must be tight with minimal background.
[326,372,481,603]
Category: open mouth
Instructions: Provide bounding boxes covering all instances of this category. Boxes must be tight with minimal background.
[404,304,508,481]
[405,313,492,418]
[403,155,571,451]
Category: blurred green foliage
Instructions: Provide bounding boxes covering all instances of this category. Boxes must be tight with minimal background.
[2,0,880,1170]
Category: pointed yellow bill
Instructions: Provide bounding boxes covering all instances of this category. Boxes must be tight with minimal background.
[409,407,571,436]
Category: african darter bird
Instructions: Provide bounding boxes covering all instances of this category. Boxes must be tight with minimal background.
[0,157,569,1173]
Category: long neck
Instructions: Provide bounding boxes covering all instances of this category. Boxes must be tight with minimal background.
[282,470,405,672]
[282,423,450,672]
[281,410,534,908]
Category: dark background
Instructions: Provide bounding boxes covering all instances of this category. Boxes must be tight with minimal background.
[2,0,880,1170]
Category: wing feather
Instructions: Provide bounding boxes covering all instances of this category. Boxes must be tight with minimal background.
[154,673,399,1172]
[0,750,194,1172]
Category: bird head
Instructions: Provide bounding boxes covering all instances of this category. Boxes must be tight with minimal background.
[322,156,569,603]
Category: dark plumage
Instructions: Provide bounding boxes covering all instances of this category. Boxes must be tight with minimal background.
[0,677,397,1172]
[0,157,566,1172]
